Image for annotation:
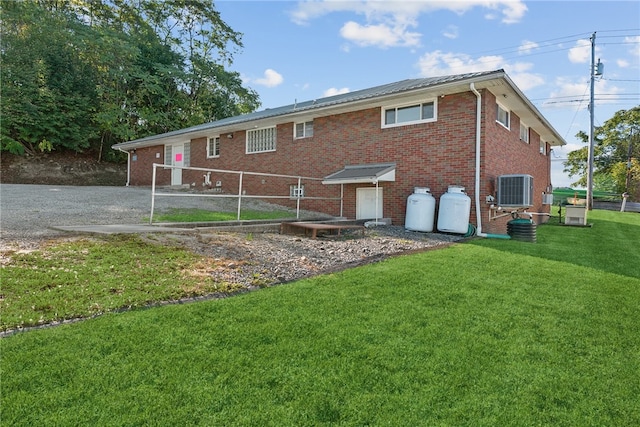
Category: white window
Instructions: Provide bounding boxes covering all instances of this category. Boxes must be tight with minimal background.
[247,127,276,153]
[164,145,172,166]
[295,121,314,139]
[290,184,305,198]
[519,123,529,143]
[496,104,510,129]
[207,136,220,158]
[183,142,190,167]
[382,100,436,128]
[540,140,547,155]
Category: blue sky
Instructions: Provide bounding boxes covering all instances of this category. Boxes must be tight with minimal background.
[215,1,640,188]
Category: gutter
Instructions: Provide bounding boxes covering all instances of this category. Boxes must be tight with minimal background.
[116,147,131,187]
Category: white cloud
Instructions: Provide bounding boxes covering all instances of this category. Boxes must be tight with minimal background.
[518,40,539,55]
[416,50,544,91]
[509,72,545,92]
[442,25,459,40]
[323,87,350,97]
[340,21,420,48]
[625,35,640,58]
[568,39,599,64]
[253,69,284,88]
[500,1,528,24]
[543,77,589,109]
[617,59,630,68]
[290,0,527,49]
[544,77,622,109]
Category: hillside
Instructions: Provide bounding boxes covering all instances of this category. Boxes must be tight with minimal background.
[0,152,127,186]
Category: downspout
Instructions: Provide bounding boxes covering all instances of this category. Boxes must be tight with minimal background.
[470,83,510,239]
[470,83,486,237]
[116,147,131,187]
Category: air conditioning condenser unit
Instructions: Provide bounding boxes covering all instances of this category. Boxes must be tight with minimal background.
[497,174,533,207]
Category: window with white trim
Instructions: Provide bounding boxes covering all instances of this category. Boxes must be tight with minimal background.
[183,142,190,167]
[164,145,172,167]
[519,123,529,143]
[295,121,313,139]
[290,184,305,198]
[247,126,276,153]
[207,136,220,158]
[496,104,510,129]
[382,100,436,128]
[540,140,547,155]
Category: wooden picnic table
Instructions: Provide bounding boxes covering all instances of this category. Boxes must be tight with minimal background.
[280,222,365,239]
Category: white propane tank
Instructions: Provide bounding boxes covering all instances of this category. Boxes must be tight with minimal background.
[405,187,436,232]
[437,186,471,234]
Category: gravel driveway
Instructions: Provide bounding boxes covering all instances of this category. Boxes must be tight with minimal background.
[0,184,300,240]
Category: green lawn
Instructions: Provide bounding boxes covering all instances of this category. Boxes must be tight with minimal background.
[1,210,639,426]
[150,207,298,223]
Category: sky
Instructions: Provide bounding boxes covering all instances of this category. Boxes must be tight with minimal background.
[215,0,640,189]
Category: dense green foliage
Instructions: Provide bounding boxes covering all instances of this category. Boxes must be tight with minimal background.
[564,106,640,198]
[0,0,260,159]
[1,210,639,425]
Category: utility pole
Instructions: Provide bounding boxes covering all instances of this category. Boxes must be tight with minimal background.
[587,32,603,211]
[626,130,635,193]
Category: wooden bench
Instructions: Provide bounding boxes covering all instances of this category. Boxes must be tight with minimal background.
[280,222,366,239]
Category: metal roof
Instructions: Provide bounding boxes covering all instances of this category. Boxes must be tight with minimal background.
[112,69,566,150]
[322,163,396,185]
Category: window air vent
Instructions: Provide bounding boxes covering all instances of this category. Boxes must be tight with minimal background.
[497,174,533,207]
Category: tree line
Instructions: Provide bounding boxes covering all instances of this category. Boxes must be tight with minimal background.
[563,106,639,198]
[1,0,260,161]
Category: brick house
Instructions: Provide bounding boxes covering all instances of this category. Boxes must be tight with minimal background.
[112,69,565,234]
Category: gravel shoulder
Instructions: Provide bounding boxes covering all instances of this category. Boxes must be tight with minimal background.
[0,184,464,289]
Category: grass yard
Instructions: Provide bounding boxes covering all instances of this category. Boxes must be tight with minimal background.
[1,210,639,426]
[150,207,298,223]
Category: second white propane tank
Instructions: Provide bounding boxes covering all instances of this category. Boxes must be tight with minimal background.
[437,186,471,234]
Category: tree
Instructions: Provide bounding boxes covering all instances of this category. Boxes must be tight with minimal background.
[0,0,260,160]
[1,2,99,155]
[564,106,640,200]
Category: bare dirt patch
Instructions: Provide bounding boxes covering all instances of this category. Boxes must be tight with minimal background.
[1,152,126,186]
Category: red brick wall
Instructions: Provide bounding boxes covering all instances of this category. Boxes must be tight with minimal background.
[128,89,552,233]
[130,146,169,185]
[480,92,552,234]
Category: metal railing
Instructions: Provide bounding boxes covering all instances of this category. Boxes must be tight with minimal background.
[150,164,342,224]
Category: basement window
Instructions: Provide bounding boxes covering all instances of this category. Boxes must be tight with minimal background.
[290,184,305,198]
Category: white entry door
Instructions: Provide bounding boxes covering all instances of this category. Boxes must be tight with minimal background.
[356,187,383,220]
[170,144,184,186]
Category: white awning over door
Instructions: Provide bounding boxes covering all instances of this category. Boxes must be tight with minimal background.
[322,163,396,185]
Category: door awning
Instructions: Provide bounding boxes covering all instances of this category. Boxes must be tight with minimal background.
[322,162,396,185]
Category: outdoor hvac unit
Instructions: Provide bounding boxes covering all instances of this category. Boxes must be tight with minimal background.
[497,174,533,207]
